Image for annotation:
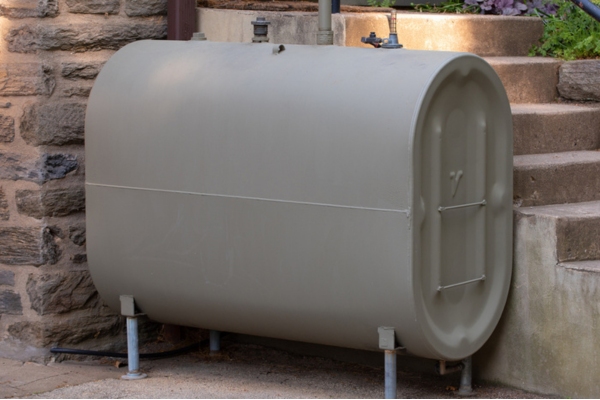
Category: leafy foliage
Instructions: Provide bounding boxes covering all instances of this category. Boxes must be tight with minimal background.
[367,0,396,7]
[530,0,600,59]
[414,0,556,16]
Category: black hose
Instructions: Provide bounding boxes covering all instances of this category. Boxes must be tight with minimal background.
[569,0,600,22]
[50,340,208,359]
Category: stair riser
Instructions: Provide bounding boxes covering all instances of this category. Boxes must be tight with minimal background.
[513,109,600,155]
[557,217,600,262]
[514,161,600,207]
[490,61,560,104]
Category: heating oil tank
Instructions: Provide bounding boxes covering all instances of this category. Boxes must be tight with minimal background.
[85,40,513,362]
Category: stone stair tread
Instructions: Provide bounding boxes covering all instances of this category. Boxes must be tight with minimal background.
[517,200,600,218]
[483,57,560,104]
[511,103,600,155]
[514,152,600,206]
[511,102,600,114]
[558,260,600,273]
[517,201,600,262]
[514,150,600,169]
[484,56,562,66]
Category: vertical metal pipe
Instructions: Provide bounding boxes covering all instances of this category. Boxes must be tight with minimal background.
[458,356,474,396]
[332,0,340,14]
[384,350,397,399]
[209,330,221,352]
[121,317,147,380]
[317,0,333,45]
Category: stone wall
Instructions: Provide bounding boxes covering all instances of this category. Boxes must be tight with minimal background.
[0,0,167,360]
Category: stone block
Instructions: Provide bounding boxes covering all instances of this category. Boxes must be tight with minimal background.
[0,0,58,18]
[0,152,40,182]
[0,226,59,265]
[0,290,22,315]
[558,60,600,102]
[6,20,167,53]
[61,61,104,80]
[0,187,9,221]
[0,115,15,142]
[0,270,15,286]
[125,0,167,17]
[72,254,87,263]
[0,63,55,96]
[20,102,85,146]
[27,271,98,315]
[0,152,78,183]
[16,186,85,218]
[61,84,93,98]
[69,224,86,245]
[43,154,78,180]
[66,0,119,14]
[8,315,121,346]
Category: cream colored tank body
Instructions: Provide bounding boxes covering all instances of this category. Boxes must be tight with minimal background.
[85,40,513,361]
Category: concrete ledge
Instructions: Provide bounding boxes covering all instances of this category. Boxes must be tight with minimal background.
[197,8,543,56]
[476,204,600,398]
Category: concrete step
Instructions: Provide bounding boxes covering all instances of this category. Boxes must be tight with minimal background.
[485,57,561,104]
[197,9,544,56]
[517,201,600,262]
[513,151,600,207]
[512,103,600,155]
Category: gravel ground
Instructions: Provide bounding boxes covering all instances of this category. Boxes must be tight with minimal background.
[25,340,547,399]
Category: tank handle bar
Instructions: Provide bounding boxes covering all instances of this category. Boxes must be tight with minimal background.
[438,200,486,212]
[437,275,486,292]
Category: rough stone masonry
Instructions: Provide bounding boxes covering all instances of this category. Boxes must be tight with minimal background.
[0,0,167,359]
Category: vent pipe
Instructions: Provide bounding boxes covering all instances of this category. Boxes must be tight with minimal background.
[317,0,333,45]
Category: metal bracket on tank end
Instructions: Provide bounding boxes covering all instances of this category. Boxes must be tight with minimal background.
[378,327,406,399]
[120,295,148,380]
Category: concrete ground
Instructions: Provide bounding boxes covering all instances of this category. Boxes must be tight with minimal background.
[0,335,549,399]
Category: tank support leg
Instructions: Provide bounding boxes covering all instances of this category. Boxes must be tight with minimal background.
[209,330,221,353]
[384,349,397,399]
[120,295,147,380]
[457,356,474,396]
[378,326,402,399]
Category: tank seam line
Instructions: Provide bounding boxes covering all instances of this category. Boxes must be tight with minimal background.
[86,182,409,214]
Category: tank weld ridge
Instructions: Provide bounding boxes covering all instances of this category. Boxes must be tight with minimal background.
[85,182,410,214]
[437,275,486,292]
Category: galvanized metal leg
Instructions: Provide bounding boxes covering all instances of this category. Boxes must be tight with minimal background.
[457,356,474,396]
[209,330,220,353]
[384,349,397,399]
[378,326,399,399]
[121,316,147,380]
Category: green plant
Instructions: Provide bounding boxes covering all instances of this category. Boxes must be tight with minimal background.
[367,0,396,7]
[530,0,600,59]
[414,0,556,15]
[413,0,476,13]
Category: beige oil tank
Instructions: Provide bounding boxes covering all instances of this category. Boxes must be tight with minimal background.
[85,40,513,362]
